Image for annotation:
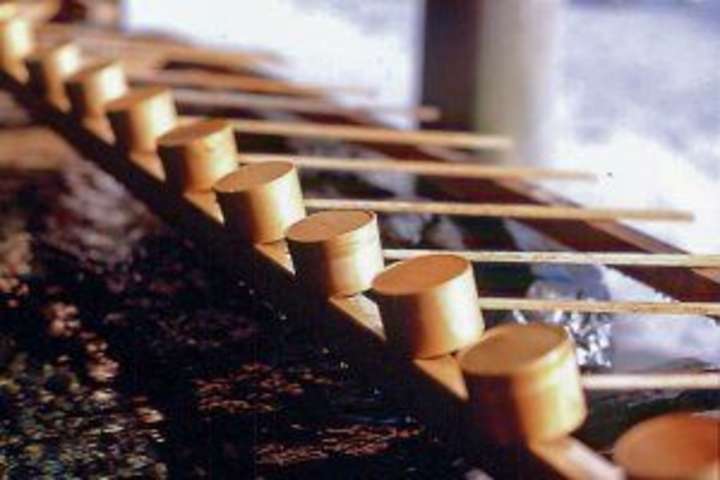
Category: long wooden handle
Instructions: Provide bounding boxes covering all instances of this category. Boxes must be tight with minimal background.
[479,297,720,316]
[244,153,596,181]
[39,23,276,68]
[229,118,512,150]
[582,373,720,391]
[174,88,441,121]
[304,198,694,222]
[134,69,375,97]
[385,249,720,268]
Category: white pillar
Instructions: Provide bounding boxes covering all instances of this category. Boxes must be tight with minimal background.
[475,0,564,165]
[422,0,564,166]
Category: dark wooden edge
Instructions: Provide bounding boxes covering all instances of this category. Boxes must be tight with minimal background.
[0,72,621,479]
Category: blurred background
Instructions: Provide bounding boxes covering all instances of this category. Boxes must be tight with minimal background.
[123,0,720,254]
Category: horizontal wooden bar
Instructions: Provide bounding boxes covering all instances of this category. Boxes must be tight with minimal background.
[385,249,720,268]
[305,198,694,222]
[173,88,440,121]
[244,153,596,181]
[134,69,374,98]
[480,297,720,316]
[226,118,512,150]
[39,22,276,68]
[582,373,720,391]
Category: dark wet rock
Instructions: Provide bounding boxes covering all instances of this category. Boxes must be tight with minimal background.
[136,406,165,425]
[43,302,82,339]
[44,372,72,394]
[86,357,120,384]
[0,161,476,478]
[0,353,166,478]
[0,336,15,369]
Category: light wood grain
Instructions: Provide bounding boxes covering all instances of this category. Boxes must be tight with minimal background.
[214,161,306,244]
[287,210,384,297]
[384,249,720,268]
[174,88,440,121]
[305,198,694,222]
[460,323,586,444]
[373,254,484,359]
[479,297,720,316]
[244,153,595,181]
[39,22,275,67]
[582,373,720,391]
[225,118,512,150]
[134,69,375,97]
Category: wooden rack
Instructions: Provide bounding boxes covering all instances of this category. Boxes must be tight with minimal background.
[1,16,718,480]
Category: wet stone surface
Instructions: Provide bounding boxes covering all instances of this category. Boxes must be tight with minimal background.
[0,158,476,478]
[0,168,166,478]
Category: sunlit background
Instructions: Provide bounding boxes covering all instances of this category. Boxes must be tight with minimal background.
[120,0,720,368]
[125,0,720,255]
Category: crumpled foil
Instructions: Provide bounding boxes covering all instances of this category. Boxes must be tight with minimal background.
[501,220,615,369]
[508,277,614,370]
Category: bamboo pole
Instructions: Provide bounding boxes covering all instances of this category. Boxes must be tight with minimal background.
[174,88,440,122]
[0,23,694,480]
[582,373,720,391]
[38,22,276,67]
[226,118,512,150]
[243,153,595,181]
[384,249,720,268]
[134,70,375,97]
[304,198,694,222]
[479,297,720,316]
[38,26,378,97]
